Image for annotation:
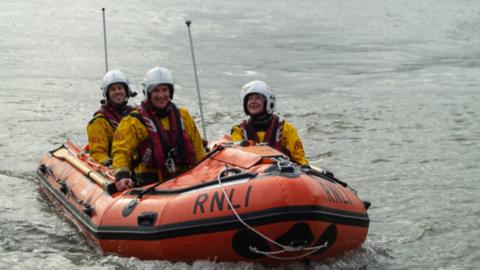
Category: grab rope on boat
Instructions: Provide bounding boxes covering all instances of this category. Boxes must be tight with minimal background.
[217,166,329,260]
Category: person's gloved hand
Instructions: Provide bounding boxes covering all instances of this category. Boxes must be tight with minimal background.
[115,178,134,192]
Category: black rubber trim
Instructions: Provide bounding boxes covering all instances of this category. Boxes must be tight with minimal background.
[37,168,369,242]
[95,205,369,240]
[128,172,258,196]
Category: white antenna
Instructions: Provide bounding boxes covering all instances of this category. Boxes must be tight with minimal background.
[102,8,109,72]
[185,20,207,141]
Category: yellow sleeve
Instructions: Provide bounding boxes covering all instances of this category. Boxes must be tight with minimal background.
[111,115,149,173]
[179,108,206,162]
[281,121,309,165]
[230,125,245,142]
[86,116,113,165]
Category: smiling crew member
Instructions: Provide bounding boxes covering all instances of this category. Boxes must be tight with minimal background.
[87,70,135,166]
[112,67,206,192]
[231,80,308,165]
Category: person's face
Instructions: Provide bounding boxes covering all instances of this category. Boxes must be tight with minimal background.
[150,84,171,109]
[108,83,127,105]
[247,93,266,116]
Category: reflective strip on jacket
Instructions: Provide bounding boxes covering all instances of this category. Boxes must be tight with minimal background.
[112,105,206,182]
[231,119,308,165]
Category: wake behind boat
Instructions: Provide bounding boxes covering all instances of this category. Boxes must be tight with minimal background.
[36,139,370,263]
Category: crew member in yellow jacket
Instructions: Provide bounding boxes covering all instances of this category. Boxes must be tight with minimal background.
[86,70,135,166]
[231,80,308,165]
[112,67,206,192]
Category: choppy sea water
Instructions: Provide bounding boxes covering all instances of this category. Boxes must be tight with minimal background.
[0,0,479,269]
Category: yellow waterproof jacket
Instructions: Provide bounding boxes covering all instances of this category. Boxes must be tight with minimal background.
[231,120,308,165]
[112,107,206,182]
[86,114,114,165]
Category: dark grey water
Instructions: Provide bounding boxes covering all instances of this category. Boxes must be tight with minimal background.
[1,0,479,269]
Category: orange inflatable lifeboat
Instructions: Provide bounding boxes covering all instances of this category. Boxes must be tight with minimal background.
[36,140,370,263]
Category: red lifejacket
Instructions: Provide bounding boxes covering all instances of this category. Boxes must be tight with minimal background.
[239,114,291,157]
[91,103,134,129]
[134,101,196,175]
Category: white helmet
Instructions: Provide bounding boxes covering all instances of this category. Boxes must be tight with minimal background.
[142,67,175,98]
[101,70,131,100]
[240,80,276,115]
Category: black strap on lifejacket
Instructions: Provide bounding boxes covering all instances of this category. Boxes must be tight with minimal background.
[145,103,188,167]
[129,112,153,170]
[129,105,188,170]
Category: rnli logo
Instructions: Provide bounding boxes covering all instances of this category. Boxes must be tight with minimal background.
[193,186,253,214]
[318,182,353,205]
